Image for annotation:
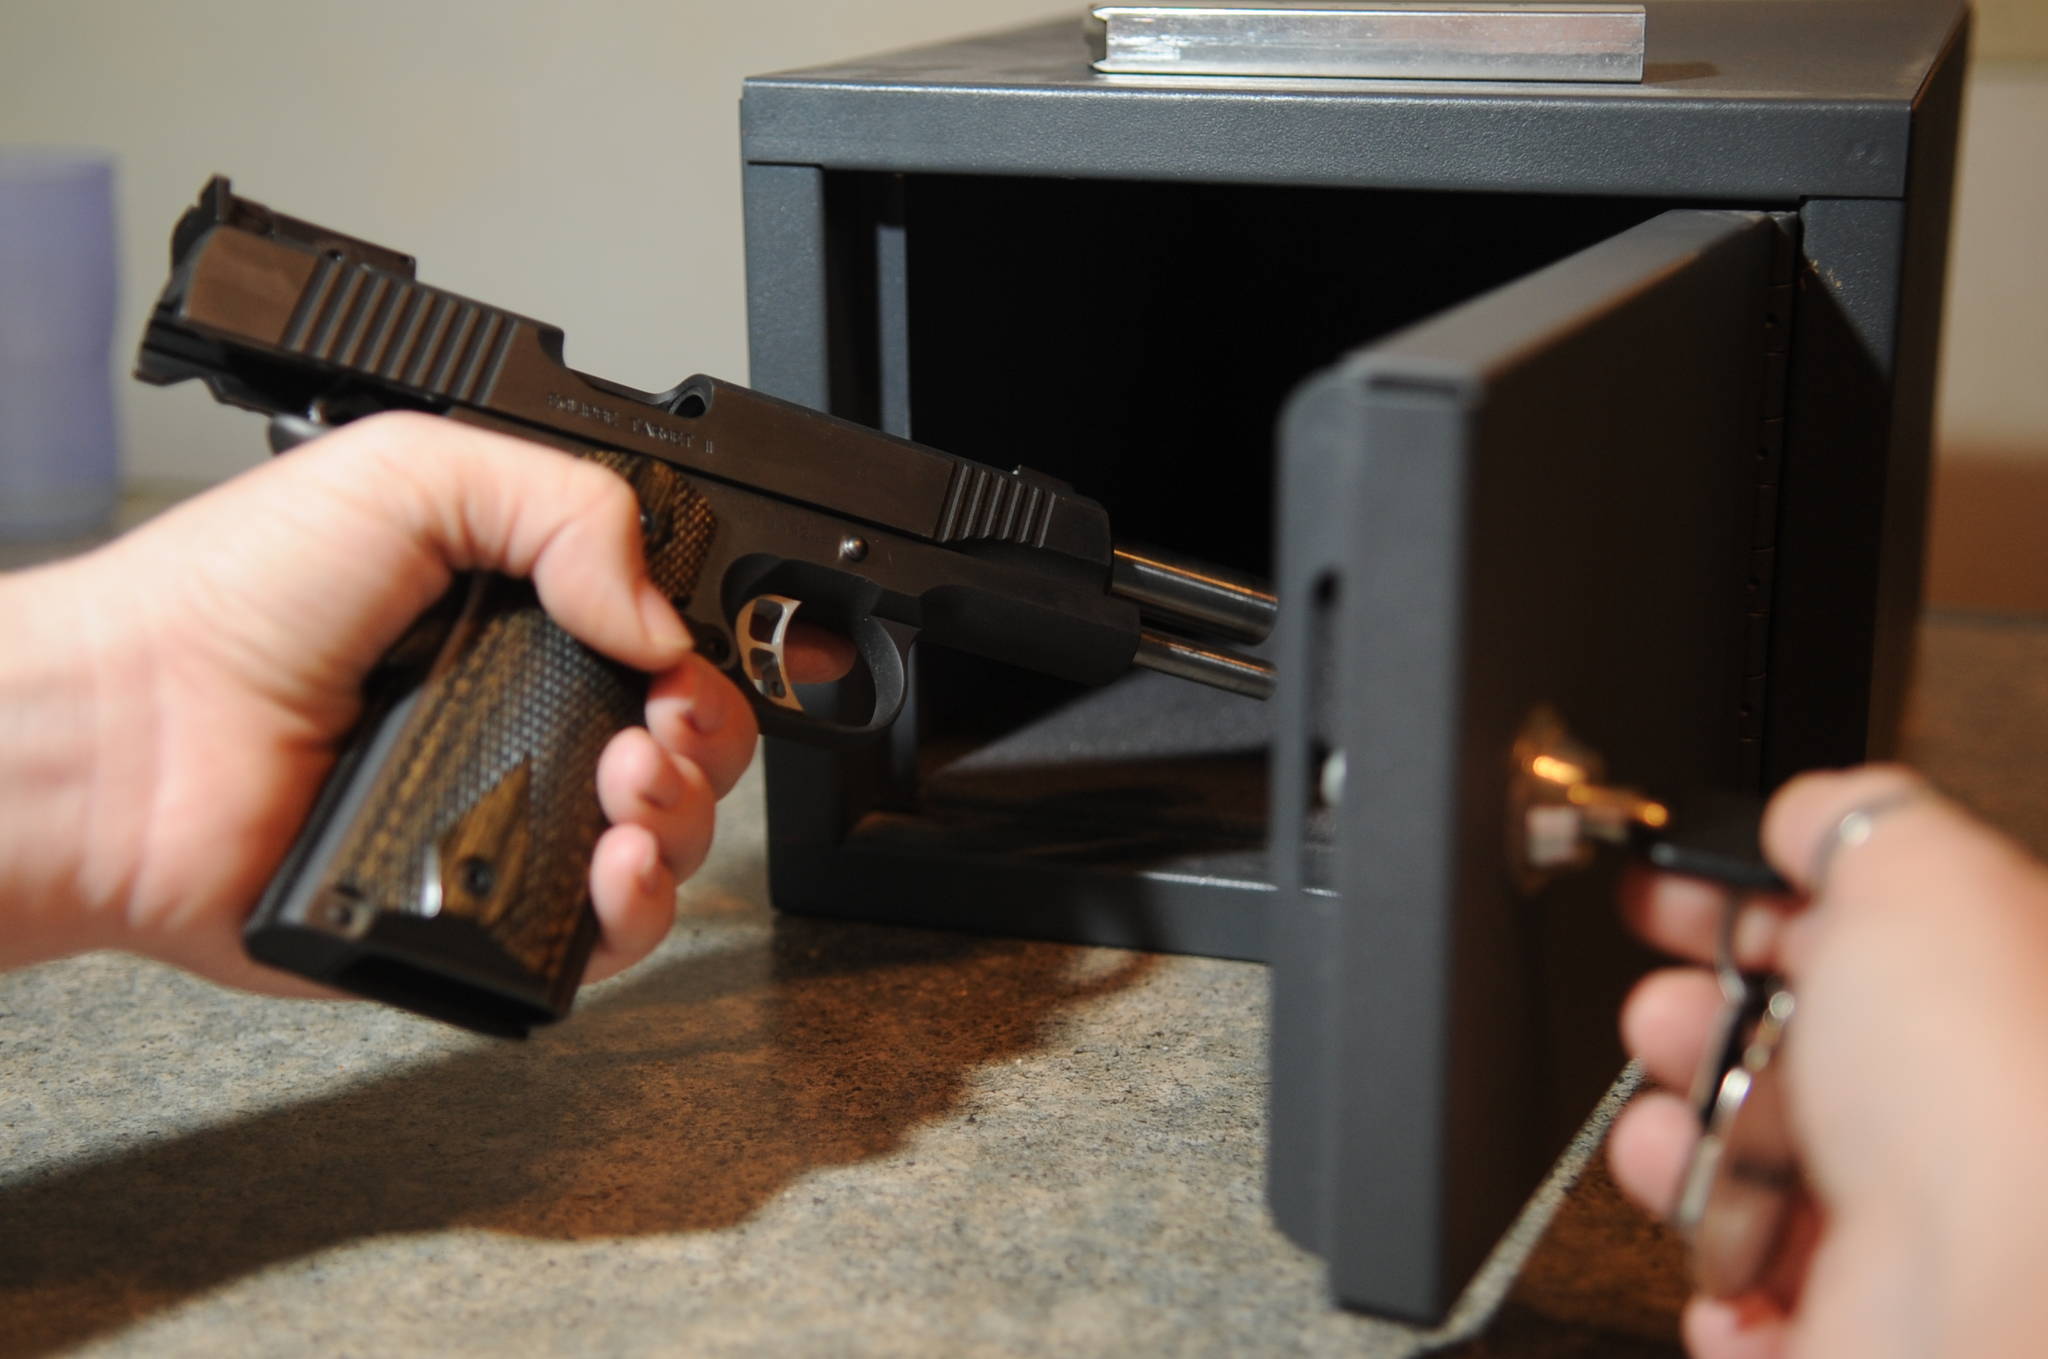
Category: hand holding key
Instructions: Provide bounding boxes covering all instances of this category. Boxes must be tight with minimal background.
[1610,766,2048,1359]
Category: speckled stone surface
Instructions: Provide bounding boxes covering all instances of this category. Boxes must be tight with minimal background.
[3,601,2039,1358]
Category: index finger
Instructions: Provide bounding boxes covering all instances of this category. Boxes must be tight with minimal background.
[784,619,858,686]
[1617,863,1800,971]
[1620,766,1954,975]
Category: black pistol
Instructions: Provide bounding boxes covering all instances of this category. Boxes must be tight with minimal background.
[135,177,1276,1037]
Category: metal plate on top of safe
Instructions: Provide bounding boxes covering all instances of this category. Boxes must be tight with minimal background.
[1086,3,1646,83]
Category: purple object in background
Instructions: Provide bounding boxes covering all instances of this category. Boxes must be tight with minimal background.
[0,151,121,540]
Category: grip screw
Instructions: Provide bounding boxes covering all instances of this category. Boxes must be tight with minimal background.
[840,536,869,563]
[458,856,497,899]
[314,890,373,937]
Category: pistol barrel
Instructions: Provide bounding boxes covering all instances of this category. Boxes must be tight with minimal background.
[1111,545,1278,645]
[1132,630,1275,700]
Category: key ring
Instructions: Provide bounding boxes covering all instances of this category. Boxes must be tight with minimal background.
[1672,787,1927,1297]
[1673,887,1802,1298]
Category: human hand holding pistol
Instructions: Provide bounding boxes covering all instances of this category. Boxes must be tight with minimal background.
[1610,766,2048,1357]
[0,414,848,994]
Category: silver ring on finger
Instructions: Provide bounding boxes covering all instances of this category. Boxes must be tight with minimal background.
[1808,785,1930,892]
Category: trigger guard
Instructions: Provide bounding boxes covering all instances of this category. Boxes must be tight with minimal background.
[854,617,914,730]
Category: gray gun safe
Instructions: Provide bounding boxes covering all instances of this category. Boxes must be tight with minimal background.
[738,0,1966,1321]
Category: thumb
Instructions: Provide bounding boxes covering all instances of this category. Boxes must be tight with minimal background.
[330,412,692,672]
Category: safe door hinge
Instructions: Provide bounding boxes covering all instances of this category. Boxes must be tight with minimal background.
[1737,212,1800,782]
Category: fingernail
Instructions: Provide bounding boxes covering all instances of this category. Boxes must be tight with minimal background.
[638,582,692,663]
[646,662,698,747]
[638,837,665,895]
[1733,903,1785,971]
[684,668,726,737]
[639,766,678,811]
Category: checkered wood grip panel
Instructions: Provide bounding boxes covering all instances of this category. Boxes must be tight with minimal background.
[314,452,716,1011]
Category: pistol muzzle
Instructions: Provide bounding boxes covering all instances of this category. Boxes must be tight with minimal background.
[1132,630,1275,701]
[1111,545,1278,646]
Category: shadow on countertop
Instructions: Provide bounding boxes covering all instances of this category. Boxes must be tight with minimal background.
[0,917,1151,1357]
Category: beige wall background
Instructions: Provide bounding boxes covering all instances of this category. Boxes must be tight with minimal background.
[3,0,2042,599]
[0,0,1064,485]
[1924,6,2048,613]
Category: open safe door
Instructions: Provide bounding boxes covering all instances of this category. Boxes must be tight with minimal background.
[1267,209,1787,1319]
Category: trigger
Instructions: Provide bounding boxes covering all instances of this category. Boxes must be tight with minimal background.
[734,594,806,712]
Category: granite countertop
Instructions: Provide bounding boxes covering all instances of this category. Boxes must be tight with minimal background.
[5,501,2042,1355]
